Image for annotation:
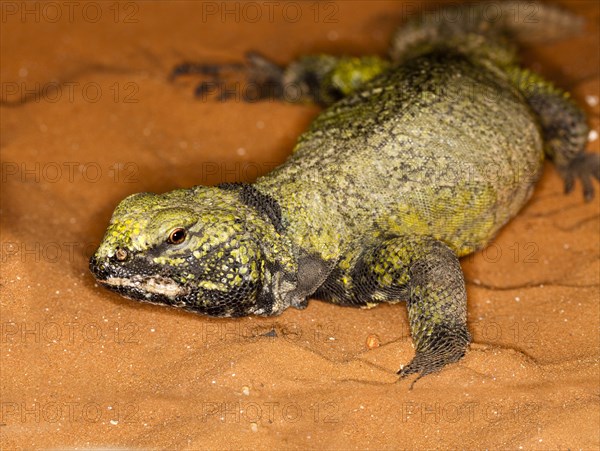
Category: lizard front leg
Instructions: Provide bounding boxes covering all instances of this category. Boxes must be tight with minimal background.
[318,236,471,386]
[399,238,470,386]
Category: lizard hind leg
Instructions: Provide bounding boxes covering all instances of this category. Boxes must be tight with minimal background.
[530,86,598,201]
[508,67,599,201]
[562,152,600,201]
[171,52,391,106]
[170,51,285,102]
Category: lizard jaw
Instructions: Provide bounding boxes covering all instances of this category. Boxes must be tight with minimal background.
[100,274,190,300]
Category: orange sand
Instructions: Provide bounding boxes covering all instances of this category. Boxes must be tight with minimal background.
[1,1,598,449]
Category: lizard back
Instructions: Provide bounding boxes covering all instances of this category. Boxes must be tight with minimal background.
[256,51,544,259]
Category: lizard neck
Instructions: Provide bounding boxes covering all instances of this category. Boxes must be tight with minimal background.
[217,182,335,313]
[254,171,348,262]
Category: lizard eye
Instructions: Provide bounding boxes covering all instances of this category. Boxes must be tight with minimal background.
[115,248,128,261]
[167,227,187,245]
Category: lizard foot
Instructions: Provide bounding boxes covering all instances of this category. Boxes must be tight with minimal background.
[397,327,469,389]
[170,51,284,102]
[559,152,600,202]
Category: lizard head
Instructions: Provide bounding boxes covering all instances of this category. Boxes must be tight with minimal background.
[89,186,282,317]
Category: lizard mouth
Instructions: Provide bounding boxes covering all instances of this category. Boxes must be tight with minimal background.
[99,274,190,300]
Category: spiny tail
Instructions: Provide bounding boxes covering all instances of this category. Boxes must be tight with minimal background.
[390,1,584,65]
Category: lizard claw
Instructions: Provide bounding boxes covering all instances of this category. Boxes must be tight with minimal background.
[171,51,285,102]
[398,350,463,389]
[397,352,442,389]
[559,152,600,202]
[397,329,469,389]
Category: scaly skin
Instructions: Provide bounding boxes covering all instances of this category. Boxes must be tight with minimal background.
[91,1,599,384]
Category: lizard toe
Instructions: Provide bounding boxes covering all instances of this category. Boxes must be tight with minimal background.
[560,152,600,202]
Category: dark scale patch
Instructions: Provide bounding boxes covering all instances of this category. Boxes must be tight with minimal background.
[200,279,260,317]
[351,245,409,303]
[312,266,352,304]
[255,286,278,315]
[301,70,321,99]
[218,183,284,233]
[299,69,345,106]
[90,252,166,283]
[313,247,410,308]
